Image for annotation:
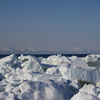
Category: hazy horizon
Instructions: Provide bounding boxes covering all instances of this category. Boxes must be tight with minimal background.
[0,46,100,54]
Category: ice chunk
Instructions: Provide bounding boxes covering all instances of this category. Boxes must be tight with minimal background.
[85,54,100,67]
[59,58,100,84]
[46,66,61,75]
[0,79,80,100]
[70,58,91,70]
[18,55,44,73]
[71,92,99,100]
[84,54,100,71]
[39,54,71,65]
[17,81,64,100]
[0,54,17,80]
[16,79,79,100]
[5,69,62,83]
[71,84,100,100]
[0,82,5,92]
[85,54,100,62]
[0,54,17,68]
[5,69,24,83]
[25,72,62,81]
[68,56,77,62]
[0,92,15,100]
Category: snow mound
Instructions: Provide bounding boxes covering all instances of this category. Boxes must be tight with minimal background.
[5,69,62,83]
[71,84,100,100]
[46,66,61,75]
[70,58,91,70]
[0,92,15,100]
[67,56,78,62]
[0,54,17,80]
[18,54,44,73]
[0,54,17,68]
[17,80,64,100]
[59,58,100,84]
[85,54,100,66]
[85,54,100,62]
[3,79,79,100]
[38,54,71,65]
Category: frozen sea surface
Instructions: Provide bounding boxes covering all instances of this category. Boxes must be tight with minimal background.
[0,54,100,100]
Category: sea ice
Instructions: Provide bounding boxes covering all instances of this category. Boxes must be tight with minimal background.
[18,55,44,73]
[4,79,79,100]
[46,66,61,75]
[38,54,71,65]
[59,58,100,84]
[0,54,17,80]
[0,54,17,68]
[71,84,100,100]
[1,54,100,100]
[85,54,100,62]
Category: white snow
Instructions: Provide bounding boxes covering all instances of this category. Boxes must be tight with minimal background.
[46,66,61,75]
[38,54,72,65]
[71,84,100,100]
[18,55,44,73]
[0,54,17,80]
[59,58,100,84]
[70,58,91,70]
[0,54,17,68]
[0,54,100,99]
[85,54,100,62]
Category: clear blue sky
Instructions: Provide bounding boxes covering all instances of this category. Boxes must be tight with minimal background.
[0,0,100,51]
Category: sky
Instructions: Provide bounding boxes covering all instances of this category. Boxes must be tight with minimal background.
[0,0,100,52]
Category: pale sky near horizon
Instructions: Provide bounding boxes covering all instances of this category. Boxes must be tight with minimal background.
[0,0,100,51]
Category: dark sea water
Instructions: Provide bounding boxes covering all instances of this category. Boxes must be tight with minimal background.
[0,54,88,59]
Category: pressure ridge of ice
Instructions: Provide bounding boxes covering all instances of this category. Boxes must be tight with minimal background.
[0,54,100,100]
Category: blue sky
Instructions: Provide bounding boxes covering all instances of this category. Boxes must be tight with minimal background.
[0,0,100,52]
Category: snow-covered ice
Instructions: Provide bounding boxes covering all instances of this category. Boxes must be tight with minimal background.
[59,58,100,84]
[71,84,100,100]
[0,54,17,80]
[0,54,100,100]
[18,54,44,73]
[38,54,72,65]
